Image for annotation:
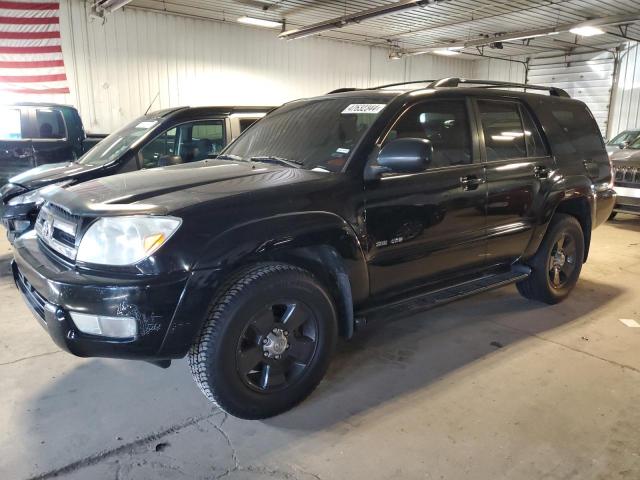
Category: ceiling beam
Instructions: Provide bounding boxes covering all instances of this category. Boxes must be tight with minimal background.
[278,0,432,40]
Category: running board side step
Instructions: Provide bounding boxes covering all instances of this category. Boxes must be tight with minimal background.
[357,266,531,322]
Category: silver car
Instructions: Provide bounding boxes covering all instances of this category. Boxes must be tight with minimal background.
[606,129,640,155]
[610,140,640,217]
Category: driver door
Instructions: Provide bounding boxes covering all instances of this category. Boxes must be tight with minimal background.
[364,98,488,296]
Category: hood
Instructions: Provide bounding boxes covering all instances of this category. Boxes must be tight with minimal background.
[610,148,640,167]
[9,161,103,190]
[50,159,332,216]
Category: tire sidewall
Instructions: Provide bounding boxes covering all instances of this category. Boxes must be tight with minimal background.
[539,216,584,302]
[205,268,337,418]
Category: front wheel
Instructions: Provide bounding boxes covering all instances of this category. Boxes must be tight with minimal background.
[188,263,337,419]
[517,213,585,304]
[608,211,617,221]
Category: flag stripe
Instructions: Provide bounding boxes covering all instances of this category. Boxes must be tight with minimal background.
[0,72,65,81]
[0,44,60,53]
[0,58,62,67]
[0,15,58,23]
[0,2,59,10]
[1,86,69,93]
[0,0,69,94]
[0,30,59,38]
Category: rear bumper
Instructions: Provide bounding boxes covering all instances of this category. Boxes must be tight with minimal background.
[594,187,616,227]
[613,185,640,215]
[13,234,217,360]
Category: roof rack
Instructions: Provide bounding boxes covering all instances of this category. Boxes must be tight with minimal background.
[370,77,570,98]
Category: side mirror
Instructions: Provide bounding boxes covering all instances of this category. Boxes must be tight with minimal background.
[620,141,630,149]
[366,138,432,181]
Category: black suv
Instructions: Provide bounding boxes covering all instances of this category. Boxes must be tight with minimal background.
[12,79,615,419]
[1,106,271,242]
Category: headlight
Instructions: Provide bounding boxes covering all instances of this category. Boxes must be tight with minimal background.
[7,180,73,206]
[76,216,182,266]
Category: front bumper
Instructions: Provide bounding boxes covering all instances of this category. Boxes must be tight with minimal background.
[13,234,217,360]
[613,185,640,215]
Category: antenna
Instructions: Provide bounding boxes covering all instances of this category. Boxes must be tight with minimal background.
[144,91,160,115]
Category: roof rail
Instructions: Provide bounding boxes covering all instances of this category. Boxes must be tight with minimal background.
[369,77,570,97]
[327,87,360,94]
[427,78,571,97]
[372,80,435,90]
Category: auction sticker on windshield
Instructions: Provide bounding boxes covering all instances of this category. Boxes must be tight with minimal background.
[342,104,386,114]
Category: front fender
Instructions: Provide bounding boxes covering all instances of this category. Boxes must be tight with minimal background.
[192,211,369,304]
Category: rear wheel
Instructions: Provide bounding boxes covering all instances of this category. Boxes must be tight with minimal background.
[188,263,337,419]
[516,213,584,304]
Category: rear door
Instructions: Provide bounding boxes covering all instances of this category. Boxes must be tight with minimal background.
[0,106,35,183]
[364,98,488,296]
[476,98,555,264]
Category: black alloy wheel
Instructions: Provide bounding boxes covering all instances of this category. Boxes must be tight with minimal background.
[237,301,319,392]
[547,233,578,289]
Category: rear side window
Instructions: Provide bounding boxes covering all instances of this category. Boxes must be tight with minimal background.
[35,109,66,139]
[478,100,527,161]
[549,103,603,157]
[0,108,23,140]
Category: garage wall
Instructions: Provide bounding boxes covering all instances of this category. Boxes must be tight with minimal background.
[528,52,615,135]
[609,42,640,138]
[3,0,475,134]
[472,57,527,83]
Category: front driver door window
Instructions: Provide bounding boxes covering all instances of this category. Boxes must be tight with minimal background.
[365,99,488,296]
[139,120,224,169]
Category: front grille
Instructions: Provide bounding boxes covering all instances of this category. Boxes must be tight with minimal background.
[613,165,640,186]
[35,202,81,260]
[15,268,47,322]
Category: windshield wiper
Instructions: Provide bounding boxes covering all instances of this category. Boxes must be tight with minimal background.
[216,154,245,161]
[250,156,303,168]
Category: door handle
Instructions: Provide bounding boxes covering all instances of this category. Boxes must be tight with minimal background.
[534,165,549,179]
[460,175,484,191]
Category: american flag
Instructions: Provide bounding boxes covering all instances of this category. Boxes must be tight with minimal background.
[0,0,69,94]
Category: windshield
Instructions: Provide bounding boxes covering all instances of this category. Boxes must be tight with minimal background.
[77,117,160,166]
[222,97,389,172]
[608,130,640,146]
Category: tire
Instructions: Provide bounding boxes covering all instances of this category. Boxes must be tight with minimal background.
[516,213,585,305]
[188,262,337,419]
[608,211,617,221]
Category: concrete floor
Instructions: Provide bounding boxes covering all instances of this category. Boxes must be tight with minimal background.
[1,217,640,480]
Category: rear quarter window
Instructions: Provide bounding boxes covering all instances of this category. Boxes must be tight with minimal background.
[548,102,604,157]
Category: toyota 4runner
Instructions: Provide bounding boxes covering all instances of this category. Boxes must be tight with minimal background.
[12,78,615,419]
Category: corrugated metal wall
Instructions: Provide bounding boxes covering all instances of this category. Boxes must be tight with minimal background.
[3,0,475,133]
[472,57,527,83]
[609,42,640,139]
[528,52,615,135]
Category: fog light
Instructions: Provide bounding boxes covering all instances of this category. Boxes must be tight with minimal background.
[70,312,137,338]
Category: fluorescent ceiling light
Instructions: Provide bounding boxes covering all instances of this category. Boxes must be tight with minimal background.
[237,16,282,29]
[433,48,461,56]
[569,26,605,36]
